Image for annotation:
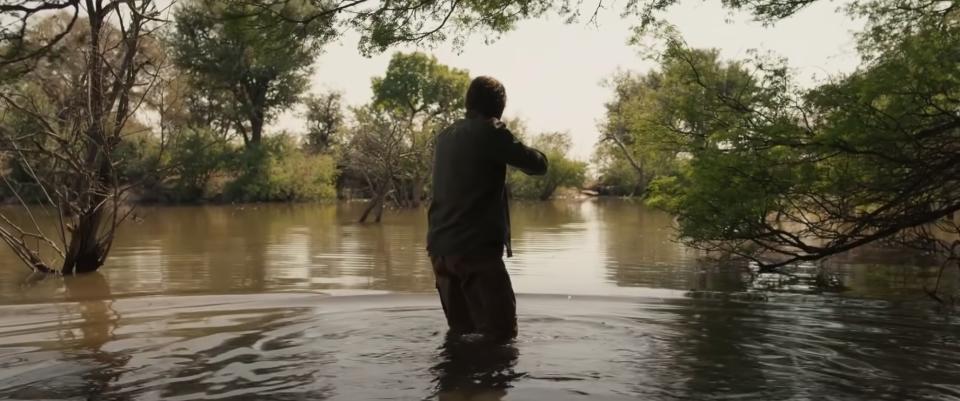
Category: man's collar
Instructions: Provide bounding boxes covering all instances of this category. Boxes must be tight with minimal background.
[465,110,502,122]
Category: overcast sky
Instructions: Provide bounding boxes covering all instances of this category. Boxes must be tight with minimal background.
[271,1,863,160]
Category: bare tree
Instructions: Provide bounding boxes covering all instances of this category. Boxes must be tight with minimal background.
[0,0,167,274]
[343,106,406,223]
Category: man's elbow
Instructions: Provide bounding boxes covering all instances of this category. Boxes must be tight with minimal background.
[528,155,548,176]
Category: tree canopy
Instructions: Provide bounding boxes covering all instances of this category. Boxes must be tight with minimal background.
[615,0,960,277]
[169,0,336,147]
[509,131,586,201]
[303,91,345,154]
[372,52,469,123]
[370,51,469,207]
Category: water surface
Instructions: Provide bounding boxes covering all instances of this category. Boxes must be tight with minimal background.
[0,200,957,400]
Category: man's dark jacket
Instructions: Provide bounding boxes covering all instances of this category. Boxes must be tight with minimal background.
[427,112,548,258]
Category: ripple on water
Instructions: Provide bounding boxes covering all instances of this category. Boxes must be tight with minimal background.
[0,293,958,401]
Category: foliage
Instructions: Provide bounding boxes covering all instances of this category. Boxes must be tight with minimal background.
[0,0,686,273]
[1,12,174,203]
[106,129,339,203]
[637,4,960,272]
[161,128,231,202]
[113,128,165,201]
[592,147,644,196]
[169,0,336,147]
[365,51,470,209]
[224,134,337,202]
[236,0,562,56]
[509,132,586,200]
[165,0,563,148]
[595,49,760,197]
[372,52,469,123]
[304,91,345,154]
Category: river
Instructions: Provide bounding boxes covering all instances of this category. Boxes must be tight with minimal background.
[0,200,958,400]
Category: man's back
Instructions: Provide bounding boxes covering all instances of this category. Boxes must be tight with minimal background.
[427,114,547,258]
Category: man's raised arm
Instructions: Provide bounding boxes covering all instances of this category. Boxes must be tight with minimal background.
[491,125,548,176]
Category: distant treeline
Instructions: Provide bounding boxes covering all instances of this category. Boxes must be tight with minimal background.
[0,12,587,207]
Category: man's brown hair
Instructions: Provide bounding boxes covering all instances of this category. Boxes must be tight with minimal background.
[465,76,507,119]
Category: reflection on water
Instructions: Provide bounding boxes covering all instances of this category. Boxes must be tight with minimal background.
[432,338,521,400]
[0,200,959,400]
[6,199,948,303]
[62,273,127,397]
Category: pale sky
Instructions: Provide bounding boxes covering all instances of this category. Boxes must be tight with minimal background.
[276,1,864,161]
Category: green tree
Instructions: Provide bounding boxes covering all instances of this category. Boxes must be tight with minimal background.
[640,3,960,284]
[224,134,337,202]
[235,0,561,56]
[303,91,345,154]
[166,0,612,149]
[592,146,644,196]
[596,50,759,197]
[370,51,470,207]
[169,0,336,147]
[509,131,586,201]
[164,128,232,202]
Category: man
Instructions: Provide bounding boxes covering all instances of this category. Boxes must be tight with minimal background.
[427,76,548,342]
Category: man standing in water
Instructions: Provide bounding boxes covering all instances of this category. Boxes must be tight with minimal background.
[428,76,548,342]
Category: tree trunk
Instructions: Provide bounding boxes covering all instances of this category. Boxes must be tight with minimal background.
[0,1,150,275]
[65,121,116,274]
[243,81,269,147]
[359,188,386,223]
[63,207,108,274]
[539,184,557,201]
[250,110,264,146]
[606,130,647,193]
[60,7,113,274]
[411,175,423,208]
[374,198,385,223]
[358,199,376,223]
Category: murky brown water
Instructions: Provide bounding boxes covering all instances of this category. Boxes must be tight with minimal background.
[1,200,958,400]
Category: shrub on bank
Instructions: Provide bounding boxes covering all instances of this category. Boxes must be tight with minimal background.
[507,132,586,200]
[115,131,165,197]
[223,134,337,202]
[101,129,338,203]
[165,128,232,202]
[594,157,644,196]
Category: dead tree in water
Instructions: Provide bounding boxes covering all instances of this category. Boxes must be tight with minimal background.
[344,106,406,223]
[370,52,468,208]
[0,1,165,273]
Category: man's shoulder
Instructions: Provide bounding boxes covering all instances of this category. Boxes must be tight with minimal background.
[455,117,509,134]
[444,117,492,135]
